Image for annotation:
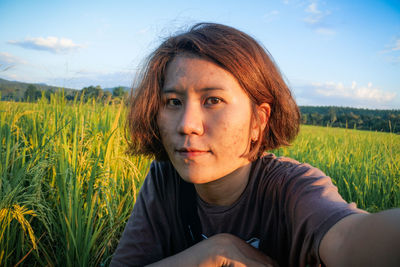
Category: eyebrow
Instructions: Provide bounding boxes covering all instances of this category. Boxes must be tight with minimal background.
[161,87,225,94]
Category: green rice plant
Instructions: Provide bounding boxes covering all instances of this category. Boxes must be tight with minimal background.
[1,92,398,266]
[0,100,55,266]
[0,204,37,264]
[273,125,400,212]
[0,93,150,266]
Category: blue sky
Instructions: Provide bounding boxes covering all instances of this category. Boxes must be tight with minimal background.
[0,0,399,109]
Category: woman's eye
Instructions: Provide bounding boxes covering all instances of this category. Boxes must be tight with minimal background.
[205,97,222,105]
[166,98,182,107]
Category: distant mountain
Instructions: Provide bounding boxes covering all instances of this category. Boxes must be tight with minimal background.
[0,78,77,90]
[0,78,78,100]
[0,78,134,101]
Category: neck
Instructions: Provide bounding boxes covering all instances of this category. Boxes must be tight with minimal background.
[194,162,252,206]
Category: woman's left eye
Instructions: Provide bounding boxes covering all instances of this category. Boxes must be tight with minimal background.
[205,97,222,105]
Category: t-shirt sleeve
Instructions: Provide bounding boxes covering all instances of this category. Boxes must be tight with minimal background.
[279,160,367,266]
[110,161,172,267]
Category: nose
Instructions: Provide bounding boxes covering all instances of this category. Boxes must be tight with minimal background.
[177,102,204,136]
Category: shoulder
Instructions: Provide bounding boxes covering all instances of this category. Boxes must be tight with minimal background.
[254,154,366,265]
[253,153,328,186]
[252,154,360,218]
[258,153,324,173]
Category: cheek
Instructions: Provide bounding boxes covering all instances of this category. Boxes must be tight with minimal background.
[157,113,172,147]
[216,117,251,151]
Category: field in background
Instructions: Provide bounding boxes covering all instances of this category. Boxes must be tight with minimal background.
[273,126,400,212]
[1,96,399,266]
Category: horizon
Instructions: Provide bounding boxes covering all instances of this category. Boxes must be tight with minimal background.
[0,0,399,109]
[2,76,399,111]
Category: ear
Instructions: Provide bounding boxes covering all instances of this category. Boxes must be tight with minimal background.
[251,103,271,142]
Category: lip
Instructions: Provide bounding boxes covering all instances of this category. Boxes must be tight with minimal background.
[176,147,210,158]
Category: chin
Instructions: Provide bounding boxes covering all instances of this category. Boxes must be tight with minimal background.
[176,168,217,184]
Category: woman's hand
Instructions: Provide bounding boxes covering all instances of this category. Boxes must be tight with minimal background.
[147,233,278,267]
[210,233,277,267]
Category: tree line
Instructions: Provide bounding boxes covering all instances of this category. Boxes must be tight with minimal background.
[1,80,399,134]
[300,106,400,133]
[1,84,128,102]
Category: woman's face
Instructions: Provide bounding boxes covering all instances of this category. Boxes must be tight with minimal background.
[157,55,259,184]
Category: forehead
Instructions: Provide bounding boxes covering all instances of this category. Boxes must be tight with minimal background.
[162,55,241,93]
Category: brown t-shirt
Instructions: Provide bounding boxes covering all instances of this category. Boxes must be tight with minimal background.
[111,154,366,267]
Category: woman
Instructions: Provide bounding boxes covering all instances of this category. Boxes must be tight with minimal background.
[111,23,400,266]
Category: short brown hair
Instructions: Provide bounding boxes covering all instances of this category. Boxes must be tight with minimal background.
[127,22,300,161]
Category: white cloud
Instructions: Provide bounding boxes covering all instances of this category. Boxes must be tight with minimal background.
[47,69,134,89]
[8,37,84,54]
[392,39,400,51]
[0,52,27,71]
[384,38,400,52]
[302,1,335,35]
[313,81,396,103]
[306,2,321,14]
[380,38,400,63]
[381,38,400,53]
[304,2,324,25]
[0,52,27,65]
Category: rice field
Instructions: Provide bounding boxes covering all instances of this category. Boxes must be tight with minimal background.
[0,95,399,266]
[273,126,400,212]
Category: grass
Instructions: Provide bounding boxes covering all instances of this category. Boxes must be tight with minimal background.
[0,94,150,266]
[0,94,399,265]
[273,125,400,212]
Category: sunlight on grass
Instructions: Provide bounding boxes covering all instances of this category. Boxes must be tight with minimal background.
[1,94,398,265]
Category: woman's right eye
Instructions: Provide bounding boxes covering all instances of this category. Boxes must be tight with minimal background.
[166,98,182,107]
